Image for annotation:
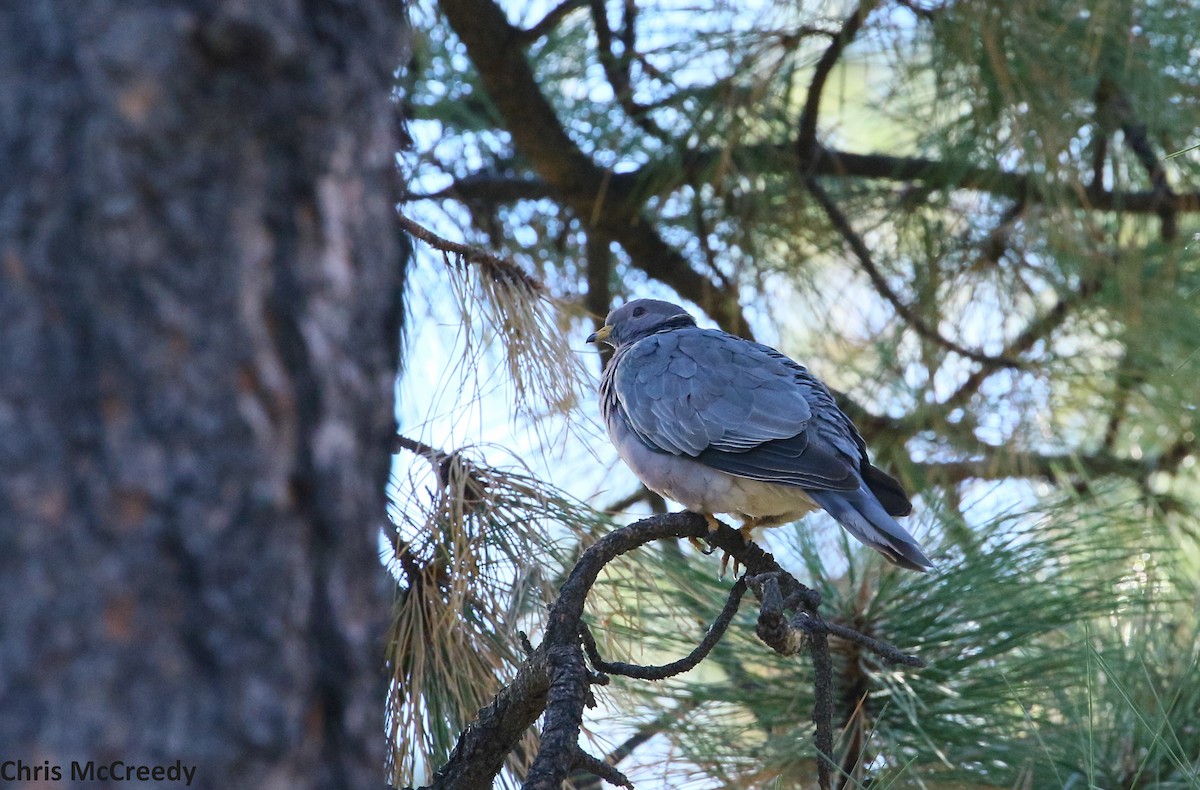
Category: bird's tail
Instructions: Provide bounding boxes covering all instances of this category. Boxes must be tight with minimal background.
[806,484,933,572]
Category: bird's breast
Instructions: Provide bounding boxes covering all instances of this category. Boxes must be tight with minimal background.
[608,415,815,522]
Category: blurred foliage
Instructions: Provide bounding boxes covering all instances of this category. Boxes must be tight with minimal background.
[393,0,1200,786]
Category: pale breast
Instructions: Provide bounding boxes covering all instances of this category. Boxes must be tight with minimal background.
[608,412,816,524]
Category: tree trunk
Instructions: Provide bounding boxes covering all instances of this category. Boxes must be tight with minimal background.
[0,2,407,787]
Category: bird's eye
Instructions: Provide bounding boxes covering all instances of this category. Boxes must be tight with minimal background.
[632,306,646,317]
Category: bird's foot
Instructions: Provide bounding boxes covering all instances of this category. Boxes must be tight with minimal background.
[687,513,722,555]
[719,552,739,580]
[685,513,747,579]
[719,522,757,579]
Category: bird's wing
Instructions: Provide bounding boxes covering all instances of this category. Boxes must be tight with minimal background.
[611,329,859,491]
[753,343,912,515]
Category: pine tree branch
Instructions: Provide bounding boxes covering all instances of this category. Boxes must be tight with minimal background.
[585,230,615,372]
[910,440,1196,488]
[397,213,545,293]
[412,145,1200,216]
[1096,75,1178,241]
[419,513,923,790]
[804,175,1024,368]
[921,275,1104,418]
[524,647,591,789]
[602,485,656,515]
[579,578,749,680]
[437,0,752,338]
[517,0,587,44]
[589,0,666,138]
[796,0,880,158]
[569,700,703,790]
[569,747,634,789]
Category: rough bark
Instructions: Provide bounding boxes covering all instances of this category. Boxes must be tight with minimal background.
[0,1,407,787]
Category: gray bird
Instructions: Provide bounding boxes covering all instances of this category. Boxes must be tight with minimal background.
[587,299,932,572]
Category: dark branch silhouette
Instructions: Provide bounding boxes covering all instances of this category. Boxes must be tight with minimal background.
[437,0,753,339]
[804,174,1027,368]
[796,0,880,159]
[411,145,1200,217]
[397,213,545,293]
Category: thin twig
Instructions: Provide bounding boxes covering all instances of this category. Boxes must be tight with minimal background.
[926,274,1104,418]
[805,175,1024,368]
[570,748,634,789]
[396,212,544,293]
[1102,351,1142,452]
[1097,76,1178,241]
[579,577,748,680]
[393,433,451,463]
[820,620,926,668]
[589,0,665,138]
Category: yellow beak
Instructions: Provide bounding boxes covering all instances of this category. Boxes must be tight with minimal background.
[586,325,612,344]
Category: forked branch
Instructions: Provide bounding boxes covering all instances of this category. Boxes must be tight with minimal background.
[416,512,924,790]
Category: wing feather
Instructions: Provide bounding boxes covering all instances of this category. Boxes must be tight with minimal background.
[611,328,863,491]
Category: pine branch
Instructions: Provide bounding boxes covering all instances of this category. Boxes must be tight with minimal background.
[412,145,1200,216]
[568,700,703,790]
[569,747,634,789]
[589,0,666,138]
[579,578,749,680]
[796,0,880,158]
[418,513,923,790]
[437,0,752,338]
[397,213,544,293]
[517,0,587,44]
[911,439,1197,489]
[585,230,614,372]
[1096,76,1178,241]
[921,275,1104,419]
[804,175,1024,368]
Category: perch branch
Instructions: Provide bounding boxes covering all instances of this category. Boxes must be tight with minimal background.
[422,513,922,790]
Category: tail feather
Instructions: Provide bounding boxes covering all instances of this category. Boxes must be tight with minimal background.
[806,483,933,572]
[861,462,912,517]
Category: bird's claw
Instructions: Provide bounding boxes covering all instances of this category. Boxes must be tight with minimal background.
[719,551,742,580]
[689,514,747,579]
[687,513,722,555]
[717,519,755,580]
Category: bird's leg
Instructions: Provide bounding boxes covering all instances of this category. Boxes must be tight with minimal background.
[687,512,722,555]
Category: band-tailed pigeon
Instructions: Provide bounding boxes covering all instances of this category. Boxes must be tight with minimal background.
[587,298,932,571]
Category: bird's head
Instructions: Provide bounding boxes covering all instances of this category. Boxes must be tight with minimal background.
[587,299,696,348]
